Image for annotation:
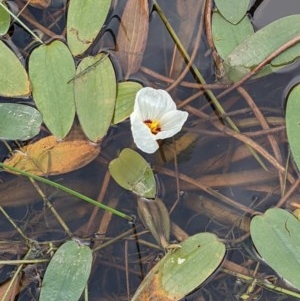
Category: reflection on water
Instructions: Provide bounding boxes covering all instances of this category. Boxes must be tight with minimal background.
[252,0,300,29]
[0,0,300,300]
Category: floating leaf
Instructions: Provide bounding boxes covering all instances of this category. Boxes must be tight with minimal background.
[4,135,100,176]
[0,103,42,140]
[74,53,116,142]
[137,197,170,248]
[29,40,75,139]
[0,40,30,97]
[116,0,149,78]
[66,0,111,56]
[132,232,226,301]
[250,208,300,290]
[0,3,10,35]
[27,0,51,8]
[113,81,142,124]
[286,84,300,171]
[39,240,93,301]
[212,12,254,60]
[214,0,250,24]
[225,15,300,82]
[109,148,156,198]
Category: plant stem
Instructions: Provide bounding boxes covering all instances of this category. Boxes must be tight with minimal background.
[0,163,134,222]
[0,2,44,44]
[153,0,267,171]
[222,268,300,298]
[28,177,73,237]
[0,259,48,265]
[0,206,29,241]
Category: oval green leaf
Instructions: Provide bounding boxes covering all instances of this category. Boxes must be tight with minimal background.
[250,208,300,290]
[74,53,116,142]
[113,81,142,124]
[225,14,300,82]
[66,0,111,56]
[132,232,226,300]
[39,240,93,301]
[0,4,10,35]
[214,0,250,24]
[286,84,300,171]
[29,40,75,139]
[109,148,156,198]
[212,12,254,60]
[0,40,30,97]
[0,103,42,140]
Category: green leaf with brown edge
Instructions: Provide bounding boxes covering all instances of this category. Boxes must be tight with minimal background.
[131,232,226,301]
[286,83,300,172]
[29,40,76,139]
[115,0,149,78]
[214,0,250,24]
[39,240,93,301]
[74,53,116,142]
[0,41,30,97]
[0,103,42,140]
[66,0,111,56]
[250,208,300,290]
[113,81,143,124]
[109,148,156,198]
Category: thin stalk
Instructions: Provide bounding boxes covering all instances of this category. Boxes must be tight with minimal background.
[1,139,12,152]
[0,245,44,301]
[93,227,135,252]
[0,259,48,265]
[153,0,233,123]
[0,163,134,222]
[222,268,300,298]
[153,0,267,171]
[29,177,73,237]
[0,2,44,44]
[1,262,23,301]
[0,206,29,241]
[84,285,89,301]
[68,53,109,83]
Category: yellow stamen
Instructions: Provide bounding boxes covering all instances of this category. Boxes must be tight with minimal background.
[144,119,161,135]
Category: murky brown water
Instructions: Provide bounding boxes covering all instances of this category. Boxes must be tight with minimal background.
[1,0,300,300]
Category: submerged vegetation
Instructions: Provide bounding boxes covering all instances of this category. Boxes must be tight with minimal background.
[1,0,300,300]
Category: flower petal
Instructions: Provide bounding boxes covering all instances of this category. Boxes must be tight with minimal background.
[135,87,176,121]
[155,110,188,140]
[130,112,159,153]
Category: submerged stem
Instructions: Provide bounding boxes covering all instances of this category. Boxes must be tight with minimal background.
[0,163,134,222]
[0,206,29,241]
[153,0,268,171]
[0,2,44,44]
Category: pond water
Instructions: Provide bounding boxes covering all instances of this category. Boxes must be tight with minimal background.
[1,0,300,300]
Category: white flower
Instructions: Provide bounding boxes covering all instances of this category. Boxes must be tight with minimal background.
[130,87,188,153]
